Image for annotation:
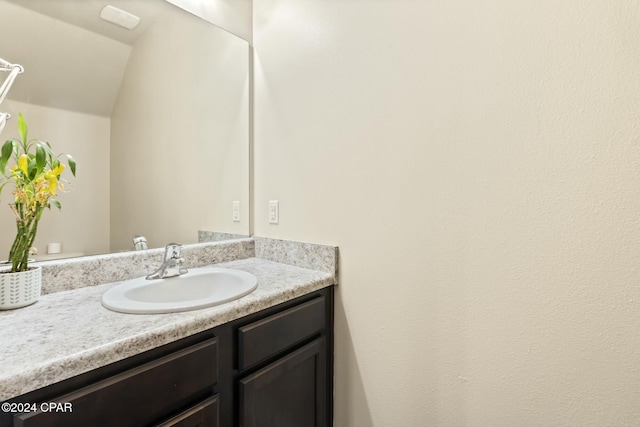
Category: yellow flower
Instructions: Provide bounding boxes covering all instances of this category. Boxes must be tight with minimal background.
[50,164,65,176]
[44,164,64,196]
[48,176,58,195]
[18,154,28,175]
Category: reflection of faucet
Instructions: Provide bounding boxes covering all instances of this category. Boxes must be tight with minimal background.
[146,243,188,280]
[132,235,148,251]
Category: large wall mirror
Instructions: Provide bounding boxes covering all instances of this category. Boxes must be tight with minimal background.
[0,0,250,261]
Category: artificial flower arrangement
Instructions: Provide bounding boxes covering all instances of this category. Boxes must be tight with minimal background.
[0,113,76,272]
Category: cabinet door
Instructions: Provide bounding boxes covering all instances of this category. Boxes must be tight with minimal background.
[239,338,327,427]
[155,396,218,427]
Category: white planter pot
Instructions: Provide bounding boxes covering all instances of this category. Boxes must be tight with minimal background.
[0,266,42,310]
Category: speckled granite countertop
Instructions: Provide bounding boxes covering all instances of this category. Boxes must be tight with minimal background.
[0,257,334,401]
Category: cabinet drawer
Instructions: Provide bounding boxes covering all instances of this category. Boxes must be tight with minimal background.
[156,395,218,427]
[15,338,218,427]
[238,297,325,370]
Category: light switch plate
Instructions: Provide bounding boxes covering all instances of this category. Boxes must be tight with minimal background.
[268,200,279,224]
[232,201,240,222]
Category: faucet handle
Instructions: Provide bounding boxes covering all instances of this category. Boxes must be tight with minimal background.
[146,243,188,280]
[164,243,183,261]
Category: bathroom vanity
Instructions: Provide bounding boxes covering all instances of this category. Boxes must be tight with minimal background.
[1,288,332,427]
[0,239,337,427]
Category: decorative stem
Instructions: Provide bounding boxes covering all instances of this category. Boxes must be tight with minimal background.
[8,203,41,272]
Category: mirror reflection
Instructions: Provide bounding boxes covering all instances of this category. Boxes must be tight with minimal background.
[0,0,250,261]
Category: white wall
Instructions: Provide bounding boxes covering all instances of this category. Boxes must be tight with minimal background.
[0,0,131,117]
[253,1,640,426]
[0,101,110,258]
[110,9,249,252]
[166,0,252,42]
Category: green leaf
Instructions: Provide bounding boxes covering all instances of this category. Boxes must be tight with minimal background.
[0,139,13,172]
[17,113,27,143]
[51,199,61,210]
[35,144,46,175]
[27,157,37,180]
[39,141,53,155]
[66,154,76,176]
[39,141,55,165]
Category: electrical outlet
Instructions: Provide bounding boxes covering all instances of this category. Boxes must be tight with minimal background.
[268,200,279,224]
[232,201,240,222]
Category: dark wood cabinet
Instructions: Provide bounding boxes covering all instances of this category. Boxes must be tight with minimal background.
[12,339,219,427]
[239,338,326,427]
[237,297,326,370]
[235,294,330,427]
[0,287,333,427]
[156,396,219,427]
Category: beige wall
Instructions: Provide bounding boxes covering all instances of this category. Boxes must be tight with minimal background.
[253,1,640,426]
[0,101,110,258]
[111,9,249,252]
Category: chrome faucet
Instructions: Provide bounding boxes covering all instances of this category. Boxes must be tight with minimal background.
[146,243,188,280]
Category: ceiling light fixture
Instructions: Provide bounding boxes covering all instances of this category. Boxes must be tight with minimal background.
[100,5,140,30]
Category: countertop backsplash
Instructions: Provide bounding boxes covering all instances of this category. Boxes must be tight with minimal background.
[36,237,338,294]
[255,237,338,282]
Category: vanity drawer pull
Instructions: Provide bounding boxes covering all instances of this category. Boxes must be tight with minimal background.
[15,339,218,427]
[238,297,325,370]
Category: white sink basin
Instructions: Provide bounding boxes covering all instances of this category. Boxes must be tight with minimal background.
[102,267,258,314]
